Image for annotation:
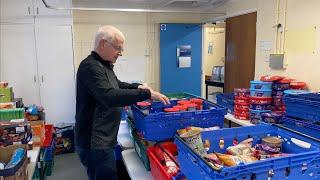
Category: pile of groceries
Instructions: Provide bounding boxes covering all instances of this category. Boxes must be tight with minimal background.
[136,98,204,115]
[232,75,309,124]
[177,126,291,171]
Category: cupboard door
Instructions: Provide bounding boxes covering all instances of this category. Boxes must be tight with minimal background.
[34,0,71,17]
[0,24,41,105]
[0,0,34,23]
[35,25,76,124]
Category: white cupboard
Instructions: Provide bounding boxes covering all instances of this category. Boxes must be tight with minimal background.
[0,24,41,105]
[0,0,34,23]
[34,0,71,17]
[35,25,76,124]
[0,0,75,124]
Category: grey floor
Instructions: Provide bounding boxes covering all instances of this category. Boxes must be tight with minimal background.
[48,153,88,180]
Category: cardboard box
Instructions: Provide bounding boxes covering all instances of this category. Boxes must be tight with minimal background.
[0,88,13,103]
[0,144,28,180]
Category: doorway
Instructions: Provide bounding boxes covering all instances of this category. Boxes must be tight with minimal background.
[202,23,226,101]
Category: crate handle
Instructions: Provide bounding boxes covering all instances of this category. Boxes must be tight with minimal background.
[291,138,311,149]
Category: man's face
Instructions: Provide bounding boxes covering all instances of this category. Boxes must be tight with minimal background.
[102,37,124,64]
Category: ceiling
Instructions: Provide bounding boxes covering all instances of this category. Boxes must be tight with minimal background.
[70,0,228,13]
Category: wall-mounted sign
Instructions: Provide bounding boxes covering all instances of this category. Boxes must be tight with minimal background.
[177,45,191,68]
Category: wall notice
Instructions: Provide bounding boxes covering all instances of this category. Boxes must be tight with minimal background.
[285,27,316,54]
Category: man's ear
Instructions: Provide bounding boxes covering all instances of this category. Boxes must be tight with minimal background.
[99,40,105,50]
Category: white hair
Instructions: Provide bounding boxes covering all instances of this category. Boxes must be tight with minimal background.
[93,25,125,50]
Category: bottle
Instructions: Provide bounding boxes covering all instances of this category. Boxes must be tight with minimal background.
[163,153,179,176]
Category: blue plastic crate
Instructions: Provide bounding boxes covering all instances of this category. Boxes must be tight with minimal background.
[281,116,320,139]
[121,108,128,120]
[216,93,234,113]
[175,124,320,180]
[284,93,320,123]
[132,100,227,141]
[43,139,55,162]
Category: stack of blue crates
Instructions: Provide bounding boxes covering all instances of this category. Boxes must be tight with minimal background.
[216,93,234,113]
[283,92,320,139]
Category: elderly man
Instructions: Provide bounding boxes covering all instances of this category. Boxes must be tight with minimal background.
[75,25,169,180]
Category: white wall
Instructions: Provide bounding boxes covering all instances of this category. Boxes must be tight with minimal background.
[203,24,225,76]
[225,0,320,91]
[73,11,222,92]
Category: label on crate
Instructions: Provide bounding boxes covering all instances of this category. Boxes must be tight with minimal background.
[16,126,25,133]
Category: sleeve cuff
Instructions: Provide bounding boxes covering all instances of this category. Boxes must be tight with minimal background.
[132,83,142,89]
[139,89,151,101]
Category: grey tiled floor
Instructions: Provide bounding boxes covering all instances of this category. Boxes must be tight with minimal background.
[48,153,87,180]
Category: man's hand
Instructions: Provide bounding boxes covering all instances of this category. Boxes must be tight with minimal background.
[150,90,170,105]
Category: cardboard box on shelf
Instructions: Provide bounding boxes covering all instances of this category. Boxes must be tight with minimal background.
[0,88,13,103]
[0,144,28,180]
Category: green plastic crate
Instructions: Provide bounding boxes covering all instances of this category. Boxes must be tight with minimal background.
[32,163,41,180]
[39,147,55,177]
[164,92,198,99]
[132,130,151,171]
[44,160,54,176]
[126,118,135,140]
[0,87,13,103]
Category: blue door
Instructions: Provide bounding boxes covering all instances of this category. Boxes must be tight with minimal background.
[160,23,202,96]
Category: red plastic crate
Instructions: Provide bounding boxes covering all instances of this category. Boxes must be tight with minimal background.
[42,124,54,147]
[147,142,179,180]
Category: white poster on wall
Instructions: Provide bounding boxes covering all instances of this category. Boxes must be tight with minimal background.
[113,57,146,83]
[178,57,191,68]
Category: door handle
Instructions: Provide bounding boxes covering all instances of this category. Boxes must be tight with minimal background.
[28,7,31,15]
[41,75,44,82]
[34,75,37,83]
[37,7,39,15]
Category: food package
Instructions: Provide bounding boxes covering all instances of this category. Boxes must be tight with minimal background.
[216,153,243,167]
[205,153,222,165]
[239,155,258,163]
[227,144,253,156]
[255,144,281,154]
[0,103,14,109]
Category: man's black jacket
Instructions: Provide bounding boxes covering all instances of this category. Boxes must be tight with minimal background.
[75,51,150,149]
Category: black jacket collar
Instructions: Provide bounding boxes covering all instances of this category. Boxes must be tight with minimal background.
[91,51,114,69]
